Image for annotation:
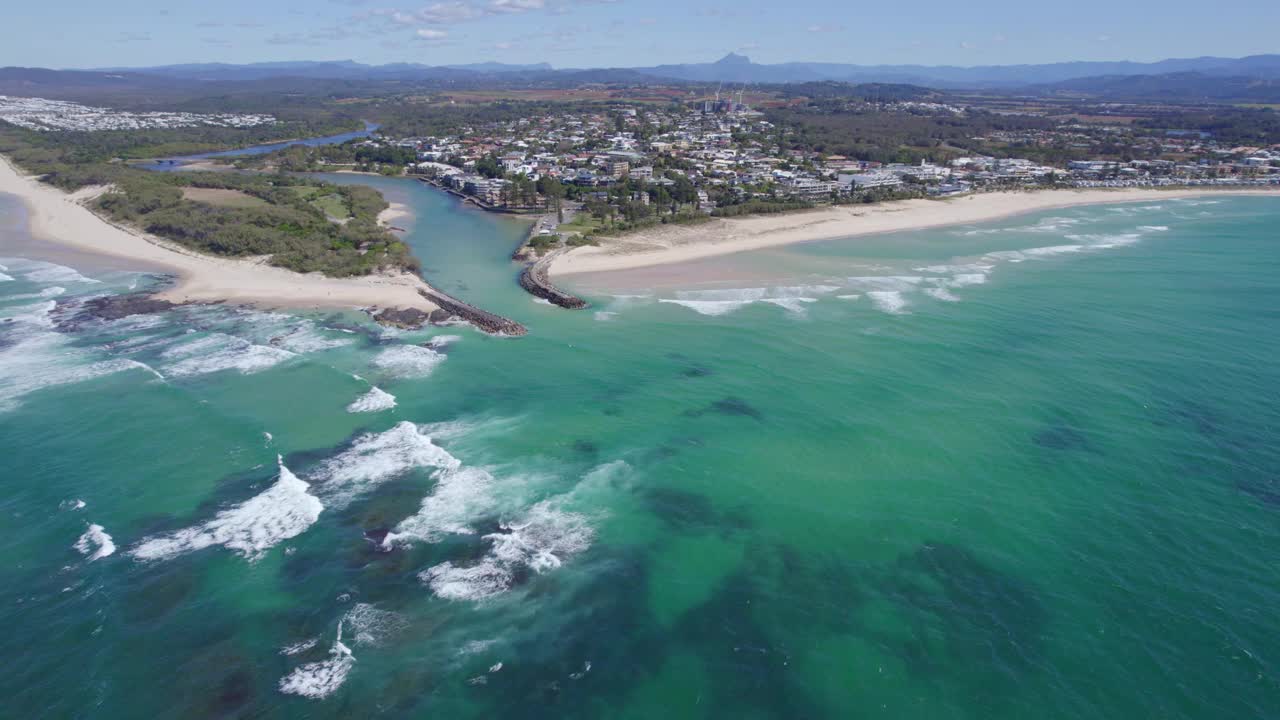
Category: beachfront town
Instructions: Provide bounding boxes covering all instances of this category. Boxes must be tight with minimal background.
[0,95,275,132]
[325,100,1280,239]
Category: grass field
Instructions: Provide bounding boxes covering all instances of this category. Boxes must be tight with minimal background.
[558,212,605,236]
[286,186,351,220]
[310,193,350,219]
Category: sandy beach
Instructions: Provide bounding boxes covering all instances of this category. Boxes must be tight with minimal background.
[378,201,411,227]
[549,188,1280,276]
[0,156,438,313]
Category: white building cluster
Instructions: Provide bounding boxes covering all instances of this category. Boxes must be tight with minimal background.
[0,95,275,132]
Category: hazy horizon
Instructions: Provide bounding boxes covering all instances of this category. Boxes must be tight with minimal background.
[4,0,1276,71]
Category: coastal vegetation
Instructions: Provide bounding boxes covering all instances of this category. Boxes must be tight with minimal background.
[95,171,418,276]
[0,123,418,277]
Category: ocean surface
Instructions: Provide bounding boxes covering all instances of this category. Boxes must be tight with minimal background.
[2,185,1278,719]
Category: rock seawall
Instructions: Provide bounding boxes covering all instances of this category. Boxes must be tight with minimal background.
[417,288,528,336]
[519,251,588,309]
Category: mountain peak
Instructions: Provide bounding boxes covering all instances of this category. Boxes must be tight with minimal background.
[715,53,752,66]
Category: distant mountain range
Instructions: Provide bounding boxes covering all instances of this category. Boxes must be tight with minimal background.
[623,52,1280,87]
[4,53,1280,104]
[78,52,1280,88]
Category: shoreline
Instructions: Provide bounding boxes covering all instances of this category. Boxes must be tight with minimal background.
[0,155,439,314]
[548,187,1280,276]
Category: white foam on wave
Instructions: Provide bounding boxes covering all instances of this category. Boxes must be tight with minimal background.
[913,263,994,275]
[1065,232,1144,249]
[866,291,909,314]
[346,386,397,413]
[662,287,766,316]
[1023,216,1081,233]
[759,297,818,314]
[74,524,116,561]
[343,603,408,647]
[131,456,323,562]
[661,284,837,317]
[845,276,925,291]
[945,273,988,288]
[161,333,296,377]
[984,245,1084,263]
[1138,225,1169,232]
[372,345,445,378]
[278,625,355,699]
[593,311,618,321]
[384,465,501,545]
[836,294,862,301]
[273,325,353,353]
[310,421,460,508]
[280,638,320,656]
[22,262,99,285]
[425,335,461,349]
[924,287,960,302]
[422,500,594,601]
[0,272,12,282]
[659,299,753,316]
[0,301,163,412]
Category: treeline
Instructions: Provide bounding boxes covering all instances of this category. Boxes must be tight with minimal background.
[712,199,813,217]
[1133,107,1280,145]
[763,106,1056,164]
[92,171,417,277]
[245,142,417,174]
[0,118,361,190]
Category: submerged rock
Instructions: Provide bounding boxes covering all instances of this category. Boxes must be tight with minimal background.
[684,396,764,421]
[59,293,182,331]
[370,306,452,329]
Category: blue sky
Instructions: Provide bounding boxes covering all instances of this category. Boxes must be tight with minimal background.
[3,0,1276,70]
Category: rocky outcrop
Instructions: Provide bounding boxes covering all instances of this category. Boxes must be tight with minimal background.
[371,306,452,329]
[55,291,185,331]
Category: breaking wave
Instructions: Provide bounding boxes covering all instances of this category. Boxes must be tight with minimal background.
[309,421,460,509]
[0,300,162,412]
[660,285,837,316]
[372,345,446,378]
[160,333,296,377]
[74,523,116,561]
[346,386,397,413]
[422,501,594,601]
[866,291,909,314]
[20,261,100,285]
[342,603,407,647]
[131,456,323,562]
[278,626,355,699]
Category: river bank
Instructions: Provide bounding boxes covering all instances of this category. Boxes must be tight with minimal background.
[548,186,1280,276]
[0,155,440,315]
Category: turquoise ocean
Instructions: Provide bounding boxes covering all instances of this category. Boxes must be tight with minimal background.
[2,179,1278,719]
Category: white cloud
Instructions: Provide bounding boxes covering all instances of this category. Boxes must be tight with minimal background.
[806,24,843,33]
[416,27,450,39]
[418,2,484,23]
[487,0,545,13]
